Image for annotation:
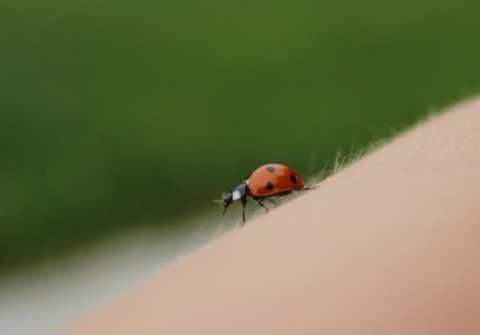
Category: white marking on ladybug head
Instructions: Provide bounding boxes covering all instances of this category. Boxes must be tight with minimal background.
[232,190,242,201]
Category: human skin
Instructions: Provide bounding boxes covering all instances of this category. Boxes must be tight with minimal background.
[58,98,480,335]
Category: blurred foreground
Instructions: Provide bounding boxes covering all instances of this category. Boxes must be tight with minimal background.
[0,209,234,335]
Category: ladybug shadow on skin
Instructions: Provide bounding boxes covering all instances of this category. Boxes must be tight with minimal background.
[214,164,315,226]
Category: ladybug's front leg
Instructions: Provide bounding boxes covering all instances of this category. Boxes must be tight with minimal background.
[241,198,247,226]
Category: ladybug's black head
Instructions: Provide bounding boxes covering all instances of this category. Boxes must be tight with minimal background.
[221,192,234,214]
[217,183,249,216]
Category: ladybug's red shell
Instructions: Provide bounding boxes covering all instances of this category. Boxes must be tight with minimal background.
[246,164,305,197]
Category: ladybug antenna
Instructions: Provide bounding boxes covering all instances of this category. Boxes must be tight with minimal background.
[213,193,227,205]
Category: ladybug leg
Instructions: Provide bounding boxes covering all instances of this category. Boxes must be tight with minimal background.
[241,198,247,226]
[253,196,270,213]
[256,201,269,212]
[299,185,316,191]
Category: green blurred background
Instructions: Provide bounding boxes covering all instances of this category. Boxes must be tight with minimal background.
[1,0,480,270]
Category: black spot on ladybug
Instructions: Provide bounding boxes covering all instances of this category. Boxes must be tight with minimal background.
[290,174,298,184]
[266,166,275,173]
[266,182,274,190]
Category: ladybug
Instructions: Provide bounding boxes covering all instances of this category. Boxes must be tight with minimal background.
[216,164,311,225]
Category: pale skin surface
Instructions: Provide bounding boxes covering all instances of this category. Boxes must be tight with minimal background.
[58,98,480,335]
